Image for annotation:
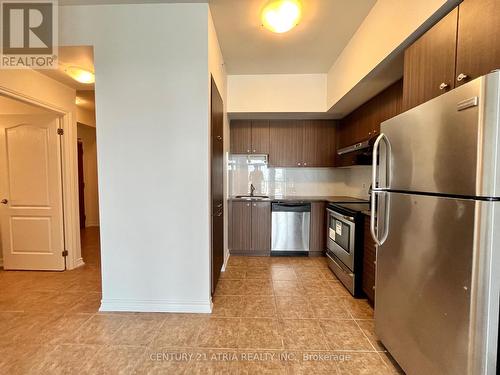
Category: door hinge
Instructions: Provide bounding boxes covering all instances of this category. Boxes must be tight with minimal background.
[62,250,68,257]
[57,128,64,135]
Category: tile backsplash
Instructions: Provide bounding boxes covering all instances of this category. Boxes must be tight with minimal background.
[228,155,372,199]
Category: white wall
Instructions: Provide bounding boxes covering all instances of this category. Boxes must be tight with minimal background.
[77,106,96,127]
[227,74,326,113]
[60,3,213,312]
[208,9,229,270]
[77,123,100,227]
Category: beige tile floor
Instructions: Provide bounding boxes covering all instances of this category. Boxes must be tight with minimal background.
[0,228,403,374]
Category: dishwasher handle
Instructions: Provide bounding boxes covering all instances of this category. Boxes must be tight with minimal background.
[272,202,311,213]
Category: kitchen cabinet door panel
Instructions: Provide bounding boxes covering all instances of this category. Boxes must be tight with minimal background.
[456,0,500,86]
[230,120,251,154]
[303,120,336,167]
[251,120,270,154]
[269,120,303,167]
[309,202,326,253]
[251,202,271,251]
[362,216,376,303]
[231,201,252,251]
[402,8,458,111]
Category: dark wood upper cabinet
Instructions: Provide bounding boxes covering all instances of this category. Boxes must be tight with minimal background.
[337,80,403,159]
[231,201,252,251]
[303,120,336,167]
[250,202,271,251]
[250,120,270,154]
[456,0,500,86]
[402,8,458,111]
[230,120,270,154]
[269,120,304,167]
[230,120,252,154]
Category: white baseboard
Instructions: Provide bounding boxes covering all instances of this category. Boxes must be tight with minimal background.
[99,298,212,313]
[70,257,85,270]
[221,252,230,272]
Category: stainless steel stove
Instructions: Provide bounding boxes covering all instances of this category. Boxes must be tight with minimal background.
[326,200,369,297]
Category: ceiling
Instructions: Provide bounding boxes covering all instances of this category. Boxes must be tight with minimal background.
[210,0,376,74]
[58,1,376,74]
[38,46,95,90]
[59,0,206,4]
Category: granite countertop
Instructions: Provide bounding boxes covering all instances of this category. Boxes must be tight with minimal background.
[228,195,368,203]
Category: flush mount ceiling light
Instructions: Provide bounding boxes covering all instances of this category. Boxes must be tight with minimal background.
[65,66,95,84]
[261,0,302,34]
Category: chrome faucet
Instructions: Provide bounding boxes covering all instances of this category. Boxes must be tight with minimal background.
[250,183,256,197]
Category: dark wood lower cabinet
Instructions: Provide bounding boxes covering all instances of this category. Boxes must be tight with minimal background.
[231,201,252,252]
[362,215,376,303]
[230,201,270,255]
[309,202,326,256]
[251,202,271,252]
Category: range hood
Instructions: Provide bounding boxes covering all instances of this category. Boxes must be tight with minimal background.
[336,138,374,167]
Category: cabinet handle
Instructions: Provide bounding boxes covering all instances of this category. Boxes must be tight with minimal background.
[216,135,222,141]
[247,149,250,153]
[439,82,449,90]
[253,149,256,153]
[246,203,250,207]
[372,285,376,290]
[457,73,469,82]
[303,162,307,166]
[253,203,256,207]
[297,162,301,166]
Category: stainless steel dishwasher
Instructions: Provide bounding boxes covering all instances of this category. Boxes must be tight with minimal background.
[271,202,311,255]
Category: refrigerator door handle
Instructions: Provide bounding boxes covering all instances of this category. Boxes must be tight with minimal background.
[372,133,392,189]
[370,190,391,246]
[370,190,380,245]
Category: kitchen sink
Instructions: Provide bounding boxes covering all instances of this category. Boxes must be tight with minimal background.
[235,195,269,200]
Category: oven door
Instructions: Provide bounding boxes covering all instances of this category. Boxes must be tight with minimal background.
[326,208,356,270]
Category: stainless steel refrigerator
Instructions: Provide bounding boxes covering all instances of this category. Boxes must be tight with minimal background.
[371,71,500,375]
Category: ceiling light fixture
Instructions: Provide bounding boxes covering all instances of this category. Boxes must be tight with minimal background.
[261,0,302,34]
[65,66,95,84]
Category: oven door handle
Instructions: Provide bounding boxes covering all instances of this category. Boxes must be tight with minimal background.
[326,208,354,223]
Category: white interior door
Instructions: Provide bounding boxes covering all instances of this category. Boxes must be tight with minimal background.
[0,114,65,270]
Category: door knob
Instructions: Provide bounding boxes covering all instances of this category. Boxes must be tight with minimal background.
[216,135,222,141]
[1,199,8,204]
[457,73,469,82]
[439,82,449,90]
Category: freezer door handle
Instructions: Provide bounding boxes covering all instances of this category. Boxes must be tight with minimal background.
[371,190,390,246]
[372,133,391,189]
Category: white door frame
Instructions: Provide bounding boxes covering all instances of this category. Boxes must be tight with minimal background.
[0,85,82,270]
